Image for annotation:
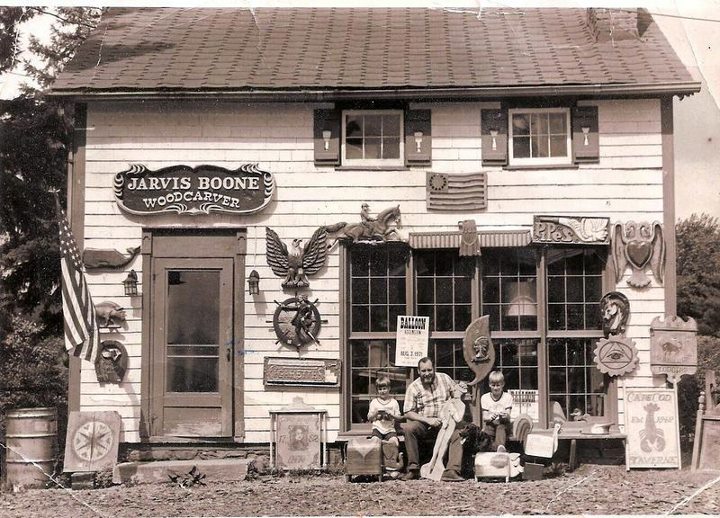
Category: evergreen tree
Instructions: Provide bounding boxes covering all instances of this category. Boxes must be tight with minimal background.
[676,213,720,336]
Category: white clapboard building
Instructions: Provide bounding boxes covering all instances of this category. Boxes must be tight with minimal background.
[51,8,699,456]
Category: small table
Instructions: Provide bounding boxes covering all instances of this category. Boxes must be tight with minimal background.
[557,431,627,471]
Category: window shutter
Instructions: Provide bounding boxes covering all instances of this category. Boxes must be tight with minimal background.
[405,110,432,166]
[314,109,341,165]
[572,106,599,163]
[481,109,508,166]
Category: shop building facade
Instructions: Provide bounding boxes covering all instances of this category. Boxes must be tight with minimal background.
[51,8,700,447]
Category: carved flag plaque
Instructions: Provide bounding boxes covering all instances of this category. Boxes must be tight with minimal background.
[650,315,698,384]
[114,163,275,215]
[532,215,609,245]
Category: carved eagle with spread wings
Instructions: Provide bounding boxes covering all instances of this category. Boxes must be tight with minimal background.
[266,227,329,289]
[612,221,665,288]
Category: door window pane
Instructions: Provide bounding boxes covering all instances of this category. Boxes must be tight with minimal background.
[166,270,220,392]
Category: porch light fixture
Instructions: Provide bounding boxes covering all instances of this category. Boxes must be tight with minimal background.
[414,131,424,153]
[248,269,260,295]
[123,269,138,297]
[322,130,332,150]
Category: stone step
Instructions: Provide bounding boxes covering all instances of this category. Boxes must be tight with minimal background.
[113,458,251,485]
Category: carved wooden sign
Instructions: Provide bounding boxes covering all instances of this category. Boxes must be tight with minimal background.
[274,412,323,470]
[266,227,328,289]
[263,357,340,387]
[463,315,496,386]
[624,389,680,469]
[593,336,639,377]
[63,411,122,473]
[113,163,275,215]
[611,221,665,288]
[650,316,698,383]
[532,216,609,245]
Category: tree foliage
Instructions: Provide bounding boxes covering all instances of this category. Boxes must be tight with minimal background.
[676,213,720,336]
[0,8,100,336]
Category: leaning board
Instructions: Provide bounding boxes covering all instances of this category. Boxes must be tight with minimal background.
[624,388,681,469]
[697,416,720,470]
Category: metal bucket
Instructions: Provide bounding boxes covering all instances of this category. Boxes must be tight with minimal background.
[3,407,57,491]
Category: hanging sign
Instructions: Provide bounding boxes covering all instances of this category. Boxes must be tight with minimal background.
[625,388,681,469]
[114,163,275,215]
[650,315,698,384]
[395,316,429,367]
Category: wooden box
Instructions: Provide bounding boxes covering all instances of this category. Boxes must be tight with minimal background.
[345,437,382,477]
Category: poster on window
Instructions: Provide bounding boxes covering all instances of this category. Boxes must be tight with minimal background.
[275,413,322,470]
[624,388,681,469]
[394,316,429,367]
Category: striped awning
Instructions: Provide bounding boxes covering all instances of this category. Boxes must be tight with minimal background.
[408,229,532,249]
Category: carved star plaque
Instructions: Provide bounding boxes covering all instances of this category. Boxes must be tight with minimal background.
[593,337,639,377]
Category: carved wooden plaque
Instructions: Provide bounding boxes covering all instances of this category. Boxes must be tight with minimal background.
[650,316,698,383]
[264,357,340,387]
[63,411,122,473]
[593,336,639,377]
[624,389,680,469]
[275,413,322,470]
[114,163,275,215]
[532,216,610,245]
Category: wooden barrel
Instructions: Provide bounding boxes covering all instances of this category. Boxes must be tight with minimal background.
[3,407,57,491]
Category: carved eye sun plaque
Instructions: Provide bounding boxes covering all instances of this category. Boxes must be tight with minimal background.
[593,337,639,377]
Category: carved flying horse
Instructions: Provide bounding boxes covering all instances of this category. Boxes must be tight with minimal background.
[323,205,402,244]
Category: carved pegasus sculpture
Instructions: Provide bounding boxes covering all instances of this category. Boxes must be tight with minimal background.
[266,227,328,289]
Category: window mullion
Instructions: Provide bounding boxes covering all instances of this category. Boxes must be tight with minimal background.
[538,249,549,428]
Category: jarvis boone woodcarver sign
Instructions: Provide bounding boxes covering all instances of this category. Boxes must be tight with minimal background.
[114,164,275,215]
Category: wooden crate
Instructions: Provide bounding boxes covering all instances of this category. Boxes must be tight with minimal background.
[345,437,382,480]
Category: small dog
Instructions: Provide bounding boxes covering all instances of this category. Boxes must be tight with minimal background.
[459,423,493,455]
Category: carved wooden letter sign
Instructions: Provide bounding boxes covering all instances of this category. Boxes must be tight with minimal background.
[532,216,610,245]
[264,357,340,387]
[114,163,275,215]
[266,227,328,289]
[612,221,665,288]
[650,315,698,384]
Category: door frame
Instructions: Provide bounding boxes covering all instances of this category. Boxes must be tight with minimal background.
[140,228,247,442]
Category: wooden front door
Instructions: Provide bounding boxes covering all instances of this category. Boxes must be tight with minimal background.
[143,227,248,439]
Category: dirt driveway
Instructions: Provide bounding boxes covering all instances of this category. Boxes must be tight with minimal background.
[1,465,719,517]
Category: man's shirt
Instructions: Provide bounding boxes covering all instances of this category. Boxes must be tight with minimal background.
[403,372,459,418]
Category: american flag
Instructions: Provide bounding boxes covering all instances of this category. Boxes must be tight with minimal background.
[57,200,99,364]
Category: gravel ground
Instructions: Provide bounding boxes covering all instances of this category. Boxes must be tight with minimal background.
[1,465,719,517]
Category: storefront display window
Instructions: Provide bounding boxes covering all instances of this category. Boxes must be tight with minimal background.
[344,244,609,432]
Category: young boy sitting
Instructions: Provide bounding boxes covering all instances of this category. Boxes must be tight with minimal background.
[367,376,402,474]
[480,371,514,451]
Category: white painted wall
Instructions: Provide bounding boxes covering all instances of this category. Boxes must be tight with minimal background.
[78,98,666,442]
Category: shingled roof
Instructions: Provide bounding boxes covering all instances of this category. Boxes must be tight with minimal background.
[51,7,699,99]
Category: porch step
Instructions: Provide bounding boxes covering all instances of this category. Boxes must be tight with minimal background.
[112,458,251,485]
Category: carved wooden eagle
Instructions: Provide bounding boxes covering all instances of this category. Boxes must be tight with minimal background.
[265,227,328,288]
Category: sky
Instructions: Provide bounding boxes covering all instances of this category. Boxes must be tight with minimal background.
[1,1,718,220]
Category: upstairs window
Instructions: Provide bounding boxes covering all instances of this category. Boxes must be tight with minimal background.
[509,108,571,166]
[342,110,403,166]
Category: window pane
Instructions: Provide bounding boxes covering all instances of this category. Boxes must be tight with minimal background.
[550,135,567,157]
[455,277,471,303]
[167,357,218,392]
[566,277,584,302]
[364,115,382,136]
[435,251,454,276]
[531,135,548,157]
[513,136,530,158]
[369,250,387,276]
[365,138,381,159]
[346,138,363,159]
[383,114,401,135]
[549,112,567,133]
[436,305,453,331]
[352,305,369,332]
[512,114,530,136]
[417,278,434,304]
[352,277,369,303]
[383,138,400,159]
[351,247,369,276]
[346,116,362,138]
[436,278,453,304]
[167,270,220,345]
[548,338,606,418]
[481,249,537,332]
[454,305,471,330]
[531,113,550,135]
[370,278,387,304]
[388,278,405,304]
[370,305,388,332]
[483,277,500,304]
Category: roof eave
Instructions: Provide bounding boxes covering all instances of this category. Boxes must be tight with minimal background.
[48,82,702,102]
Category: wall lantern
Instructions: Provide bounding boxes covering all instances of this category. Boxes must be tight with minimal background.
[248,269,260,295]
[414,131,424,153]
[322,130,332,150]
[123,269,138,296]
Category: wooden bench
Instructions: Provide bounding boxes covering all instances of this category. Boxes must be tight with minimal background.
[557,430,627,471]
